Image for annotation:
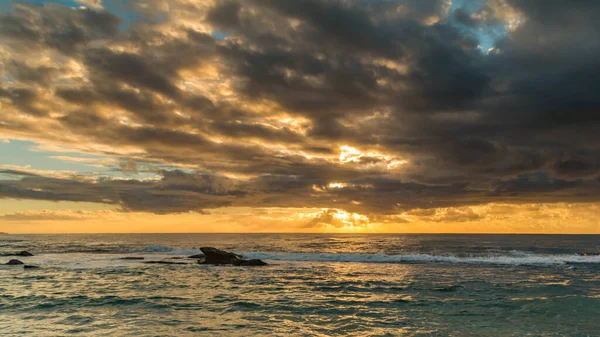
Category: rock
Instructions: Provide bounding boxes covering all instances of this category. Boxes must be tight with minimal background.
[188,254,205,259]
[198,247,267,266]
[24,265,40,269]
[143,261,188,265]
[200,247,244,265]
[5,259,24,265]
[16,251,34,257]
[233,259,268,266]
[119,257,145,260]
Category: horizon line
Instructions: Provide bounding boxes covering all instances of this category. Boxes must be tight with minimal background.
[2,232,599,235]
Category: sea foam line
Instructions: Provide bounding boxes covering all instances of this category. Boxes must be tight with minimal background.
[138,245,600,265]
[242,251,600,265]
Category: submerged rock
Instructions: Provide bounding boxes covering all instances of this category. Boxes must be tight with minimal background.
[24,265,40,269]
[199,247,267,266]
[5,259,24,265]
[144,261,188,265]
[188,254,205,259]
[119,257,145,260]
[16,251,34,257]
[233,259,268,266]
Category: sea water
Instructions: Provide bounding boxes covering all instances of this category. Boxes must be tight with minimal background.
[1,234,599,336]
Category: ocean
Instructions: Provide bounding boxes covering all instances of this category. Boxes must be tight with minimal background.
[1,233,599,336]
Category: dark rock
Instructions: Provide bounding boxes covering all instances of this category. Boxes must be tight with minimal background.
[143,261,188,265]
[16,251,34,257]
[188,254,205,259]
[5,259,24,265]
[233,259,268,266]
[198,247,268,266]
[200,247,244,265]
[24,265,40,269]
[119,257,145,260]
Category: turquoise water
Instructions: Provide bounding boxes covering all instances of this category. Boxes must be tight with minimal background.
[1,234,599,336]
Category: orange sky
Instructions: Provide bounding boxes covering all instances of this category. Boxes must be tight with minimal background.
[2,200,598,234]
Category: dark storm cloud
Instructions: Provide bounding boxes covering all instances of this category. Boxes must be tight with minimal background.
[0,3,120,52]
[0,87,48,116]
[207,1,241,29]
[83,48,182,99]
[478,0,600,128]
[452,8,477,27]
[0,169,244,214]
[1,0,600,216]
[3,167,598,216]
[5,61,57,85]
[551,157,599,179]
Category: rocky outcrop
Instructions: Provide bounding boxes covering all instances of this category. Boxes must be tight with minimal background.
[188,254,205,259]
[5,259,24,265]
[233,259,268,266]
[200,247,244,264]
[24,265,40,269]
[199,247,267,266]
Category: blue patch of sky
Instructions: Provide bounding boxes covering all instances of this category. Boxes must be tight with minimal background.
[0,0,149,30]
[0,140,114,173]
[101,0,143,30]
[0,0,82,12]
[448,0,508,54]
[0,140,174,181]
[212,31,228,40]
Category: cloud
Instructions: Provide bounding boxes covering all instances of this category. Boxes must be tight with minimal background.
[0,0,599,221]
[0,210,88,221]
[1,167,598,218]
[303,208,370,229]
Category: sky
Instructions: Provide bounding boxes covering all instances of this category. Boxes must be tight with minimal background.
[0,0,599,234]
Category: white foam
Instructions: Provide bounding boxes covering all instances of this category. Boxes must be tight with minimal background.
[242,251,600,265]
[141,245,200,255]
[142,245,175,253]
[134,246,600,266]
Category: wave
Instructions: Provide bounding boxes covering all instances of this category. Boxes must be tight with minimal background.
[140,245,201,256]
[241,251,600,266]
[16,244,600,266]
[140,245,600,265]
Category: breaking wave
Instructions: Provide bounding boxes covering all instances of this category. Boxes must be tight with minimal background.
[138,245,600,265]
[15,244,598,266]
[140,245,201,256]
[242,251,600,265]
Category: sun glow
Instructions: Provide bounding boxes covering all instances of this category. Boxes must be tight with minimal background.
[339,145,408,169]
[339,145,362,163]
[328,182,347,188]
